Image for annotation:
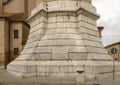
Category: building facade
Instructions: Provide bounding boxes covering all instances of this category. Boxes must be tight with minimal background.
[105,42,120,61]
[97,26,120,61]
[0,0,30,68]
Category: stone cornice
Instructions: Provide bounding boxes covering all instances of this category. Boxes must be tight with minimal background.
[77,8,100,20]
[0,16,30,28]
[27,7,99,23]
[0,17,10,23]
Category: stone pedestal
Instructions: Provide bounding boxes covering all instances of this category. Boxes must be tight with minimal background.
[7,0,120,79]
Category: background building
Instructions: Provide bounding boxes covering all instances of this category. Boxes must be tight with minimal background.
[98,26,120,61]
[97,26,120,61]
[0,0,30,68]
[105,42,120,61]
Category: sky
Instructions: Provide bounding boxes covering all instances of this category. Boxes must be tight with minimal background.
[92,0,120,46]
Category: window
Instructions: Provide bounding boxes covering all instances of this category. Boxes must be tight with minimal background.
[14,30,19,39]
[14,48,19,55]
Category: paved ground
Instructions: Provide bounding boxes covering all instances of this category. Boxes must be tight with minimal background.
[0,69,76,85]
[1,69,120,85]
[86,74,120,85]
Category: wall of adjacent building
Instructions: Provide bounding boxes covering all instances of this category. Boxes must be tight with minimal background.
[10,22,22,61]
[0,0,30,68]
[4,19,10,67]
[22,23,30,48]
[0,0,2,14]
[3,0,25,14]
[27,0,36,17]
[0,20,5,68]
[105,43,120,61]
[0,19,10,68]
[0,20,30,67]
[10,22,30,61]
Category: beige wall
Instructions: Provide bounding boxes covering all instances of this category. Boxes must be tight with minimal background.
[10,22,23,61]
[10,22,29,61]
[35,0,42,6]
[28,0,36,17]
[0,0,30,67]
[3,0,25,14]
[0,19,9,68]
[105,44,120,61]
[4,20,10,66]
[0,20,30,67]
[0,20,5,68]
[0,0,2,14]
[22,23,29,48]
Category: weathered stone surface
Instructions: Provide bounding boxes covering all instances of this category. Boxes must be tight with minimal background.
[7,0,120,80]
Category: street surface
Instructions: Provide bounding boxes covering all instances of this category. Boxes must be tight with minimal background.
[1,69,120,85]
